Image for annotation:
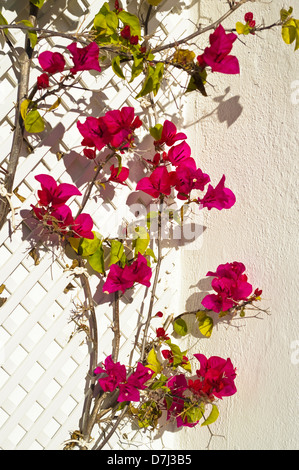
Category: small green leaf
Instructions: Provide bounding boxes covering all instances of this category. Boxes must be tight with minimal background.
[79,232,102,257]
[186,70,207,96]
[130,53,144,83]
[235,21,251,35]
[20,99,31,120]
[196,312,213,338]
[136,63,164,99]
[88,244,105,274]
[30,0,46,7]
[118,10,141,38]
[24,109,45,133]
[185,403,205,424]
[109,239,124,266]
[132,226,150,256]
[173,318,188,336]
[201,404,219,427]
[149,123,163,141]
[146,347,161,375]
[280,7,293,22]
[18,20,37,48]
[112,55,125,79]
[0,11,8,35]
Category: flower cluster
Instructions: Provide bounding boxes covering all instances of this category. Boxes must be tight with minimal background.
[197,24,240,75]
[137,119,236,211]
[30,174,94,239]
[164,353,237,428]
[201,261,262,313]
[36,41,102,90]
[102,252,152,294]
[94,355,154,402]
[77,106,142,158]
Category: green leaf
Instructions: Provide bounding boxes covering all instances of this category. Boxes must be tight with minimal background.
[88,244,105,274]
[196,312,213,338]
[130,53,144,83]
[111,55,125,79]
[24,109,45,133]
[280,7,293,22]
[149,123,163,141]
[30,0,46,7]
[173,318,188,336]
[20,99,31,120]
[281,18,299,50]
[235,21,251,35]
[94,10,118,36]
[185,403,205,424]
[80,232,103,257]
[136,63,164,99]
[109,239,124,266]
[132,226,150,256]
[118,10,141,38]
[186,70,207,96]
[145,248,157,263]
[146,347,161,375]
[0,11,8,35]
[18,20,37,48]
[201,404,219,427]
[165,339,190,370]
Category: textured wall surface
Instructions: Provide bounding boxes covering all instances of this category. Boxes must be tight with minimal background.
[0,0,298,451]
[176,0,299,451]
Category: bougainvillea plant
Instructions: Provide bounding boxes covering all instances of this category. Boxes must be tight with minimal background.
[0,0,296,451]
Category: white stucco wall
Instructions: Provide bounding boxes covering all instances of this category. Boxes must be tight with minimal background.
[175,0,299,450]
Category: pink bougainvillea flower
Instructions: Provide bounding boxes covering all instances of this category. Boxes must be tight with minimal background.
[103,107,142,148]
[174,157,210,200]
[201,292,235,313]
[136,166,175,198]
[108,164,129,184]
[127,362,154,390]
[83,148,97,160]
[130,35,139,45]
[120,25,131,40]
[67,41,102,75]
[37,73,50,90]
[118,382,141,402]
[50,204,74,231]
[35,174,82,208]
[102,264,135,294]
[114,0,123,13]
[193,354,237,399]
[197,24,239,74]
[95,355,126,392]
[156,327,170,341]
[198,175,236,210]
[123,253,152,288]
[154,120,187,148]
[202,261,253,312]
[38,51,65,74]
[167,141,192,166]
[206,261,246,279]
[155,311,163,318]
[71,213,94,239]
[77,116,111,151]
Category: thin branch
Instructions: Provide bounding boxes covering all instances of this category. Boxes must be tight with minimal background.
[140,196,164,363]
[152,0,251,53]
[0,3,39,230]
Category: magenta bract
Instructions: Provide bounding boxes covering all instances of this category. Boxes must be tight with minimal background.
[38,51,65,74]
[67,41,102,75]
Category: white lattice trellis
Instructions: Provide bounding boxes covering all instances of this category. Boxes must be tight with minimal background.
[0,0,194,450]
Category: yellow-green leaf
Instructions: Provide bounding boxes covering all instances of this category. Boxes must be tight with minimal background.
[281,18,299,50]
[173,318,188,336]
[280,7,293,22]
[18,20,37,48]
[20,99,31,120]
[235,21,250,35]
[47,97,61,112]
[24,109,45,133]
[201,404,219,427]
[146,0,163,6]
[146,347,161,375]
[0,11,8,35]
[196,312,213,338]
[112,55,125,79]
